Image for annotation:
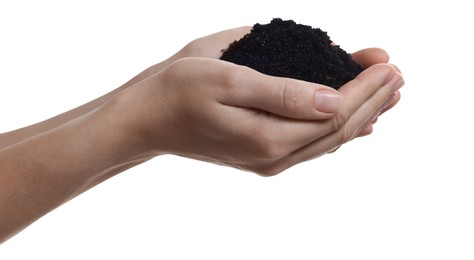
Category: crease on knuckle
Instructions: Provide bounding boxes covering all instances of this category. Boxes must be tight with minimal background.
[281,80,298,115]
[332,108,350,131]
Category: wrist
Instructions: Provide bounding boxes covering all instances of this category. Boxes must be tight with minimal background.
[99,81,164,160]
[92,99,156,166]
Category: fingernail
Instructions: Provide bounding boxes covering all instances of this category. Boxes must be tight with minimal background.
[385,67,404,92]
[314,89,343,113]
[392,75,405,92]
[390,63,402,74]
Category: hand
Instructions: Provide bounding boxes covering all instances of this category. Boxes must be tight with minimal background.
[114,54,403,176]
[174,33,401,139]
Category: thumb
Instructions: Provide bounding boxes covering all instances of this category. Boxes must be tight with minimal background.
[226,66,343,120]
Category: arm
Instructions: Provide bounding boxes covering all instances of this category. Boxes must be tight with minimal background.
[0,31,403,242]
[0,103,148,241]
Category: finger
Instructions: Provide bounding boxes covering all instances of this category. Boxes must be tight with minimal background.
[327,146,340,154]
[264,64,404,173]
[170,58,341,121]
[390,64,402,74]
[381,91,401,114]
[356,124,374,137]
[355,90,401,138]
[331,64,403,131]
[222,64,343,120]
[222,48,393,121]
[351,48,390,69]
[340,66,403,138]
[368,90,401,126]
[249,64,402,152]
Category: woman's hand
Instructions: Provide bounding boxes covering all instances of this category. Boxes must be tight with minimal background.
[115,56,403,176]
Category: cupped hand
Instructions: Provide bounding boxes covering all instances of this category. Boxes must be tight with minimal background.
[118,56,403,176]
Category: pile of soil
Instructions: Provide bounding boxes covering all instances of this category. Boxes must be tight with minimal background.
[220,18,363,89]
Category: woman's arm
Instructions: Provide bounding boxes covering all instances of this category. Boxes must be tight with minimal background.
[0,101,148,241]
[0,56,402,243]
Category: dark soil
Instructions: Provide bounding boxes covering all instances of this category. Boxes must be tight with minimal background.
[220,18,363,89]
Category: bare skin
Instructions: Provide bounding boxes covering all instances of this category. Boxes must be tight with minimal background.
[0,27,403,243]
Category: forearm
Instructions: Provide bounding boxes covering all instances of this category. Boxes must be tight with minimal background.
[0,59,173,151]
[0,43,211,241]
[0,98,151,243]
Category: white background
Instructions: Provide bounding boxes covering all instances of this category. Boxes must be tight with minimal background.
[1,0,473,259]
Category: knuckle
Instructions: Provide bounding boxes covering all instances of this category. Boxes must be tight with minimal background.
[181,39,205,57]
[250,162,287,177]
[330,112,356,146]
[159,61,182,87]
[219,64,250,90]
[280,80,298,115]
[331,108,350,131]
[251,125,289,161]
[255,166,284,177]
[164,58,192,77]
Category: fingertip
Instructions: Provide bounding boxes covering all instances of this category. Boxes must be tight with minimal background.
[352,48,390,68]
[357,124,374,137]
[340,63,400,93]
[389,63,402,74]
[381,90,401,114]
